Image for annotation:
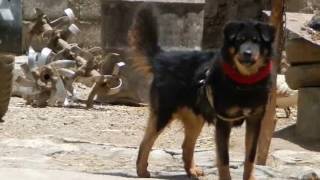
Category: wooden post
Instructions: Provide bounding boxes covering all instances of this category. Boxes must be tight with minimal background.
[256,0,285,165]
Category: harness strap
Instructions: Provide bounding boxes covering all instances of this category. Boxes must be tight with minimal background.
[205,84,247,121]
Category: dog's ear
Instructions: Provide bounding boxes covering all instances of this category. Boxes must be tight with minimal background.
[256,22,276,43]
[224,21,244,41]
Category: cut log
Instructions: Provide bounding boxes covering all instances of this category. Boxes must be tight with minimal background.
[256,0,284,166]
[296,88,320,139]
[286,38,320,64]
[285,64,320,90]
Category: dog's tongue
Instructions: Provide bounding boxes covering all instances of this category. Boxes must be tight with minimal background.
[222,62,272,85]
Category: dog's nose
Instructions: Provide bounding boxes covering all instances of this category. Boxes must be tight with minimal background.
[243,50,252,57]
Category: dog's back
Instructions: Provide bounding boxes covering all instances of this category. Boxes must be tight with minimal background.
[128,4,216,129]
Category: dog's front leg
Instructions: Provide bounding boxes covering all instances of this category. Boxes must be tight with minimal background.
[215,119,232,180]
[243,113,263,180]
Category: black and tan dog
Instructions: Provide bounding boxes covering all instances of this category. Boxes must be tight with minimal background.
[129,4,275,180]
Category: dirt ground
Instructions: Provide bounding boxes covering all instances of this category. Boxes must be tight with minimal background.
[1,96,319,164]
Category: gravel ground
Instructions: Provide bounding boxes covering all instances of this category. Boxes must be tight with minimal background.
[0,97,319,179]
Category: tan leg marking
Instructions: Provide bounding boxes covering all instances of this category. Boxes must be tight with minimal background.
[137,112,165,178]
[176,108,205,178]
[218,165,232,180]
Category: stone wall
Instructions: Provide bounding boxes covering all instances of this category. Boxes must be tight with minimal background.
[201,0,320,49]
[23,0,102,48]
[202,0,269,49]
[22,0,320,50]
[101,0,205,51]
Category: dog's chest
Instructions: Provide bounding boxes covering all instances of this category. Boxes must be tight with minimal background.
[225,106,252,117]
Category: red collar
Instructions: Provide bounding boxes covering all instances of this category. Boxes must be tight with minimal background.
[222,62,272,85]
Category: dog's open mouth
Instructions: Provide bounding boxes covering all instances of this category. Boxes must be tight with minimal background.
[234,54,265,76]
[238,57,256,66]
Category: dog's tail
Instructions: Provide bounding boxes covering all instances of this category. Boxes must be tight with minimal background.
[128,4,161,76]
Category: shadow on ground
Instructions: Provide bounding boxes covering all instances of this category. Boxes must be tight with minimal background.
[274,124,320,152]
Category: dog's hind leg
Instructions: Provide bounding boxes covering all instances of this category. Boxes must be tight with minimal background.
[215,119,232,180]
[136,112,166,178]
[179,108,205,178]
[243,114,263,180]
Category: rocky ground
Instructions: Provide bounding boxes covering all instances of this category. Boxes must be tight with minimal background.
[0,97,319,179]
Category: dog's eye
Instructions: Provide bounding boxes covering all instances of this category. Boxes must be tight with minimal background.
[252,37,258,42]
[237,36,245,42]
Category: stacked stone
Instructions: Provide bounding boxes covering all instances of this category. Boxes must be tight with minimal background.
[285,38,320,139]
[23,0,101,48]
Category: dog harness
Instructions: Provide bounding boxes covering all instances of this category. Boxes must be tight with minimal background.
[205,85,248,122]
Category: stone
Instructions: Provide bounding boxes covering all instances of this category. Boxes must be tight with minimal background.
[101,0,205,51]
[271,150,320,166]
[286,38,320,65]
[23,0,69,20]
[286,0,307,12]
[298,170,319,180]
[150,149,173,161]
[202,0,267,49]
[296,88,320,139]
[285,64,320,90]
[0,168,121,180]
[0,138,80,154]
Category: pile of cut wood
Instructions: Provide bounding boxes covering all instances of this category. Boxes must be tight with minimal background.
[14,8,125,108]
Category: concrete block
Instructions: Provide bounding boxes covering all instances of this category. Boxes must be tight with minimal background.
[286,38,320,65]
[23,0,69,20]
[285,64,320,90]
[79,0,101,20]
[296,88,320,139]
[101,0,205,51]
[286,0,307,12]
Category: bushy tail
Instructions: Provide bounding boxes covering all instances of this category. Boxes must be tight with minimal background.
[128,3,161,75]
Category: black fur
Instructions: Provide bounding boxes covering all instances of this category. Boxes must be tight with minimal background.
[150,50,216,130]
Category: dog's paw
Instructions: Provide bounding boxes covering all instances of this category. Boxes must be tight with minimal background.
[247,175,256,180]
[137,169,151,178]
[187,167,205,178]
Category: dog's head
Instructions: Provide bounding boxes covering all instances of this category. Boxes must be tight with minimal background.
[222,21,275,76]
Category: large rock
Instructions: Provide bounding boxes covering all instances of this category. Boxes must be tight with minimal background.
[286,38,320,65]
[285,64,320,90]
[296,88,320,139]
[1,136,320,179]
[202,0,268,49]
[79,0,101,20]
[101,0,205,51]
[0,168,121,180]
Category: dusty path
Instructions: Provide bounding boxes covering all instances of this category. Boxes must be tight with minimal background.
[0,97,319,179]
